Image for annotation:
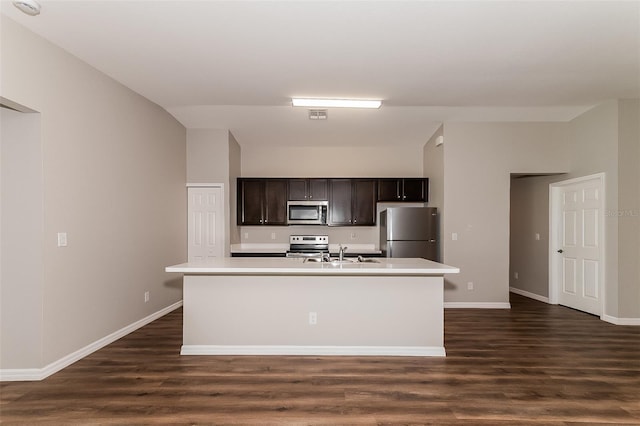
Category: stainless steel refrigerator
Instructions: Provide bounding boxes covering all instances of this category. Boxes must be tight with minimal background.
[380,207,438,260]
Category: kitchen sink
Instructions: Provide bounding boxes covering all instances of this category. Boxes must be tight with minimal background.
[328,259,356,265]
[303,256,379,264]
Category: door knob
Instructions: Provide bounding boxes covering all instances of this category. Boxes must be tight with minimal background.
[557,249,563,253]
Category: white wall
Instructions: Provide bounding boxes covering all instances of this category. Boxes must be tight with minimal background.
[423,125,444,261]
[564,99,639,319]
[186,129,230,183]
[228,132,241,245]
[241,145,424,177]
[565,101,620,316]
[442,123,571,304]
[1,16,186,369]
[617,99,640,318]
[1,108,44,368]
[186,129,241,254]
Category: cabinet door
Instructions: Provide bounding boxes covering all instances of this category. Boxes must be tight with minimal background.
[377,179,402,201]
[352,179,377,226]
[288,179,308,201]
[328,179,352,226]
[308,179,328,201]
[264,179,288,225]
[403,179,427,202]
[238,179,264,225]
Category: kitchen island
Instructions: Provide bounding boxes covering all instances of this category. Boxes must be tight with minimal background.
[166,257,459,357]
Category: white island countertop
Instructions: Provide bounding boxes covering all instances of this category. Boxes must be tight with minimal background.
[166,257,459,276]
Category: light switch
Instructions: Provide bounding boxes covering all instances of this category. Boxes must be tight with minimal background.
[452,233,458,241]
[535,233,541,241]
[57,232,67,247]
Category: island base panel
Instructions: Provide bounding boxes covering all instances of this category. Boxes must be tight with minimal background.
[182,274,444,356]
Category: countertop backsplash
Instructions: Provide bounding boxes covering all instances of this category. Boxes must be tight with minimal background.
[237,226,379,247]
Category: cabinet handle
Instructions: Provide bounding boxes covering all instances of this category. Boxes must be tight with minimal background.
[354,219,357,224]
[403,195,406,200]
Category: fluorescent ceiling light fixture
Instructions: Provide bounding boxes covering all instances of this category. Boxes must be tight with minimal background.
[292,98,382,109]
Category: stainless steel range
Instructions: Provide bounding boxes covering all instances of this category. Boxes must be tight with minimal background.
[286,235,329,258]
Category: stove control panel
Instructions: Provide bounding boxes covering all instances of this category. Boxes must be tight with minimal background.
[289,235,328,244]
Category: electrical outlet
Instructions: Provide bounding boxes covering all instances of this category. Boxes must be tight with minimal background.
[271,232,276,240]
[467,282,474,291]
[350,232,357,240]
[244,232,249,240]
[144,291,150,303]
[514,272,519,280]
[57,232,68,247]
[535,233,540,241]
[308,312,317,325]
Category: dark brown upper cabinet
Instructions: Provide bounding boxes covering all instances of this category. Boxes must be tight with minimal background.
[237,178,287,226]
[328,179,377,226]
[288,178,328,201]
[377,178,429,202]
[238,176,427,227]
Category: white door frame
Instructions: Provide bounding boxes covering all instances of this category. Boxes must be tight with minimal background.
[548,173,606,319]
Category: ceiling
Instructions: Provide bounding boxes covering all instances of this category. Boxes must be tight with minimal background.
[2,1,639,147]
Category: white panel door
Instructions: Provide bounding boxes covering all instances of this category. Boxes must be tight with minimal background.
[188,186,224,262]
[556,180,602,315]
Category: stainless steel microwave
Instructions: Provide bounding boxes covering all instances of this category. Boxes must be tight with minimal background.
[287,201,328,225]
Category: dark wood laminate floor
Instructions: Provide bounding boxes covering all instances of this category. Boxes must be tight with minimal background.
[1,294,639,425]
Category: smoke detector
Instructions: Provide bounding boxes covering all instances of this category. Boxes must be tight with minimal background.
[13,0,41,16]
[308,109,328,120]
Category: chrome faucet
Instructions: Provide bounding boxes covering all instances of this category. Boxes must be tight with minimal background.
[339,244,348,261]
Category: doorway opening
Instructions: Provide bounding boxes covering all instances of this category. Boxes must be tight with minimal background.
[509,173,565,304]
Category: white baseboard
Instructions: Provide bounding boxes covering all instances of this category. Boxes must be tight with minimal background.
[0,301,183,382]
[602,315,640,326]
[507,289,639,325]
[444,302,511,309]
[181,345,446,357]
[509,287,550,303]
